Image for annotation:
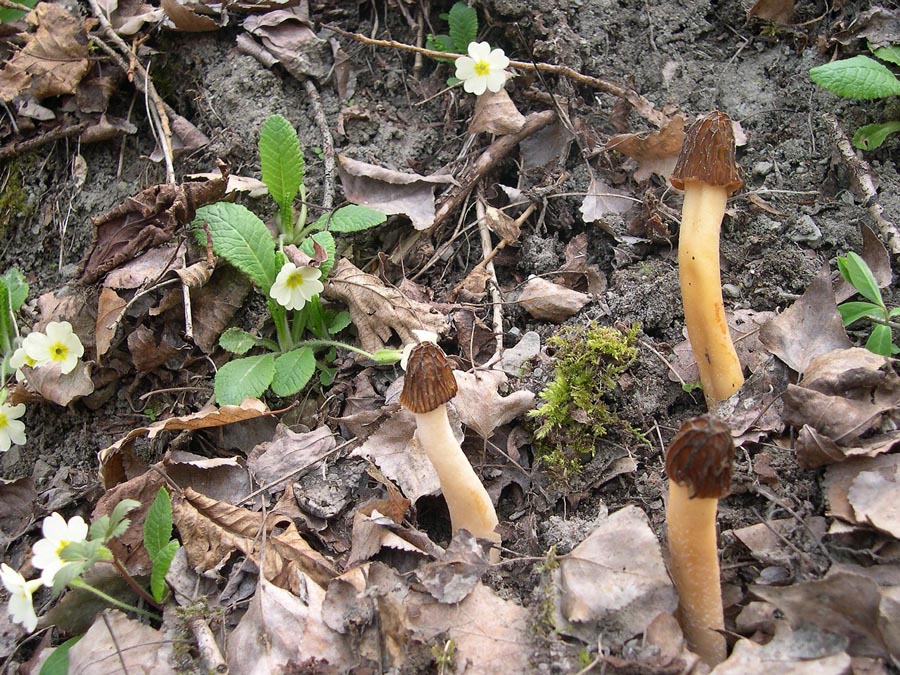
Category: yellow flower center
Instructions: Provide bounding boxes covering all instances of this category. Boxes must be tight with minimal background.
[50,342,69,362]
[55,540,70,556]
[473,60,491,76]
[285,272,304,289]
[0,412,7,430]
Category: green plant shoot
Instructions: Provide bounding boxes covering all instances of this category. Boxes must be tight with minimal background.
[837,251,899,356]
[426,2,478,57]
[143,487,180,603]
[810,46,900,150]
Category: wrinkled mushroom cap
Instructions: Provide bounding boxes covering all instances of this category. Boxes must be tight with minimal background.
[665,415,735,499]
[399,342,458,414]
[670,111,744,195]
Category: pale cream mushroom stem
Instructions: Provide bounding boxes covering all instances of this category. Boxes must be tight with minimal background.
[665,415,735,667]
[400,342,501,562]
[671,111,745,408]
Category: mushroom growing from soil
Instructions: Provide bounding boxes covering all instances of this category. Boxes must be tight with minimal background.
[400,341,501,562]
[670,111,745,408]
[665,415,735,666]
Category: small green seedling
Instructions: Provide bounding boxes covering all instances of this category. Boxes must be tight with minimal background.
[193,115,392,405]
[143,487,180,603]
[837,251,899,356]
[426,2,477,59]
[810,45,900,150]
[0,268,28,367]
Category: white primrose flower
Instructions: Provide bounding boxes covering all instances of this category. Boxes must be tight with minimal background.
[400,330,439,370]
[8,346,36,382]
[23,321,85,375]
[270,262,324,311]
[32,512,89,587]
[0,402,26,453]
[455,41,510,95]
[1,564,42,632]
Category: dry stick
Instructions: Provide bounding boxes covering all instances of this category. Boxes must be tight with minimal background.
[434,109,557,230]
[474,196,504,367]
[822,112,900,256]
[187,615,228,674]
[324,25,667,128]
[303,79,336,212]
[0,122,90,160]
[0,0,29,11]
[86,2,176,184]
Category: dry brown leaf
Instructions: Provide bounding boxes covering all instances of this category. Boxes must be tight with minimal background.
[127,324,181,373]
[606,115,685,182]
[227,576,357,674]
[160,0,219,30]
[716,621,851,674]
[98,399,269,488]
[453,369,535,440]
[823,454,900,524]
[848,464,900,538]
[748,0,795,24]
[243,6,331,81]
[22,361,94,406]
[337,155,455,230]
[831,7,900,49]
[759,264,852,374]
[66,610,173,675]
[0,478,35,555]
[101,244,185,290]
[97,0,165,35]
[0,3,90,102]
[247,424,336,492]
[732,517,828,567]
[580,174,635,222]
[94,287,127,358]
[347,508,428,565]
[753,567,900,659]
[323,258,449,353]
[484,205,520,242]
[553,505,677,645]
[416,531,489,603]
[189,265,252,353]
[517,276,590,322]
[554,232,607,295]
[173,487,337,591]
[469,88,526,135]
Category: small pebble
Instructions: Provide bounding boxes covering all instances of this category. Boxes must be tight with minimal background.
[753,161,773,177]
[722,283,741,299]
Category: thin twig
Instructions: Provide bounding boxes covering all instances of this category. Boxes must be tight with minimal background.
[0,0,30,12]
[187,615,228,674]
[0,122,90,160]
[323,25,667,127]
[303,79,336,212]
[474,195,504,367]
[86,10,176,183]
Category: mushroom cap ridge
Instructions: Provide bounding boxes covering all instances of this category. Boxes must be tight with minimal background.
[670,111,744,195]
[400,342,458,414]
[665,415,735,499]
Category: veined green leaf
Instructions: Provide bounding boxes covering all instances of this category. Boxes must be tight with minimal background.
[271,347,316,397]
[194,203,277,292]
[143,487,174,560]
[448,2,478,54]
[300,231,336,278]
[838,301,883,326]
[219,327,259,355]
[810,55,900,99]
[214,353,276,405]
[328,310,352,334]
[871,44,900,67]
[837,251,884,305]
[259,115,304,209]
[2,269,27,311]
[853,120,900,150]
[0,278,10,350]
[866,324,894,356]
[39,636,82,675]
[150,540,179,603]
[324,205,387,233]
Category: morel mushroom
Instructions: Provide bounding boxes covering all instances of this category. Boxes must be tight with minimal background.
[671,111,745,408]
[665,415,734,666]
[400,342,501,562]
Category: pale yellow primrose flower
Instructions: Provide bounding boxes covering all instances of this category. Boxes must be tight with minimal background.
[455,41,510,95]
[1,564,42,632]
[22,321,84,375]
[400,330,439,370]
[8,346,35,382]
[0,402,26,453]
[32,512,89,587]
[270,262,324,311]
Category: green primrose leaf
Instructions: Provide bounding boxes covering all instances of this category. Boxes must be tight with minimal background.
[810,55,900,99]
[259,115,304,210]
[852,120,900,150]
[837,251,884,305]
[324,205,387,233]
[0,0,36,24]
[0,278,11,349]
[39,636,82,675]
[219,327,259,355]
[328,310,352,334]
[144,488,174,560]
[89,499,140,542]
[300,230,336,278]
[889,307,900,319]
[870,44,900,67]
[271,347,315,397]
[150,539,179,603]
[838,301,884,326]
[448,2,478,54]
[214,353,276,405]
[2,269,28,311]
[866,324,894,356]
[194,203,277,292]
[427,33,455,55]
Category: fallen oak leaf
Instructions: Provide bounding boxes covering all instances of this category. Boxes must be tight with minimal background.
[606,115,685,182]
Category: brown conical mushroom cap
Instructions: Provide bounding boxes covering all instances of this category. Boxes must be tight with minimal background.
[670,111,744,195]
[399,342,458,414]
[665,415,734,499]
